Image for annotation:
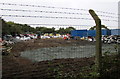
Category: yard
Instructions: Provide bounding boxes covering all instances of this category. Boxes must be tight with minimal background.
[2,38,120,79]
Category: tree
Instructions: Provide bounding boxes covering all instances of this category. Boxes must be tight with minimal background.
[65,27,76,34]
[2,19,76,36]
[89,25,109,30]
[35,27,55,34]
[2,20,11,35]
[2,20,36,36]
[56,28,65,34]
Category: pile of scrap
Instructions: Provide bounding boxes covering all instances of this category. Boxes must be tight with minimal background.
[2,47,12,56]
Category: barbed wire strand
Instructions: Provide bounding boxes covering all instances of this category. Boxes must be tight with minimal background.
[0,8,119,18]
[28,24,94,26]
[22,24,118,28]
[0,3,87,11]
[0,3,119,15]
[1,14,93,20]
[1,14,118,22]
[0,9,89,15]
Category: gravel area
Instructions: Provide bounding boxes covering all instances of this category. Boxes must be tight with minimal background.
[20,44,117,62]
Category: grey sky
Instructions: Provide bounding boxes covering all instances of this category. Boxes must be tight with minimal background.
[0,0,119,30]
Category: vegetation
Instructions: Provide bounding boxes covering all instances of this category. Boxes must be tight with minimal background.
[2,19,76,36]
[45,44,120,79]
[47,53,120,79]
[89,25,109,30]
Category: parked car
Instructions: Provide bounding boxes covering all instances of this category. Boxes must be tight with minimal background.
[102,35,120,44]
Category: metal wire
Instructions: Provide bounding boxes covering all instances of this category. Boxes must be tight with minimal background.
[28,24,94,26]
[1,14,93,20]
[1,14,118,22]
[1,8,119,18]
[0,8,89,15]
[0,3,88,11]
[0,2,119,15]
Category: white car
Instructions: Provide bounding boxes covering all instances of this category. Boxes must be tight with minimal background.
[41,36,50,39]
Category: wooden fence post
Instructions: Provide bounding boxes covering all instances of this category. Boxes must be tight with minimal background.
[89,9,102,76]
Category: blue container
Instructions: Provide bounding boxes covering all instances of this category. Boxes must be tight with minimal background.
[87,29,111,37]
[71,29,112,38]
[111,29,120,35]
[71,30,87,37]
[87,30,96,37]
[101,29,111,36]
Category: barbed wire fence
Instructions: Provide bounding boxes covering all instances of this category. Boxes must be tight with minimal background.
[1,2,119,78]
[0,3,118,28]
[0,2,118,64]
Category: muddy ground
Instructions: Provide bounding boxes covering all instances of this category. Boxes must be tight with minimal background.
[2,38,96,79]
[11,38,95,55]
[3,55,95,79]
[2,38,120,79]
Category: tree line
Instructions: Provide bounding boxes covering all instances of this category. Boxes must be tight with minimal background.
[2,19,76,36]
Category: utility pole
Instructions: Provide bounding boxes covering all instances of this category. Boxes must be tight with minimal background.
[89,9,102,77]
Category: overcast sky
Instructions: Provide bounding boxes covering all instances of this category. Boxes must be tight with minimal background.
[0,0,119,30]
